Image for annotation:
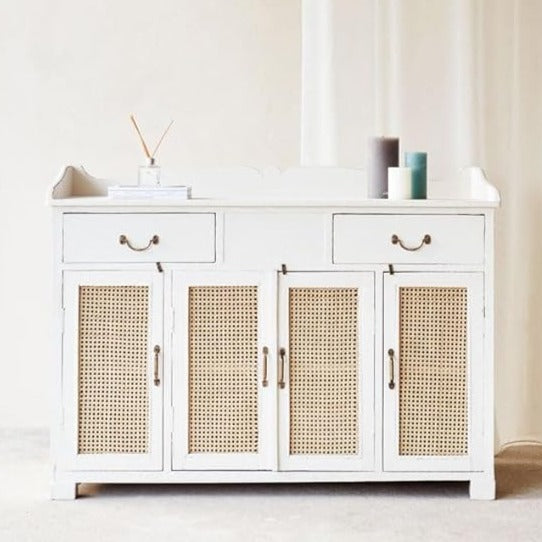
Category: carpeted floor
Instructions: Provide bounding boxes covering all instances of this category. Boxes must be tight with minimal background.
[1,430,541,542]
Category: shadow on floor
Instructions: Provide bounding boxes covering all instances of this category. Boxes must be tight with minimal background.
[495,445,542,498]
[77,445,542,500]
[78,480,469,500]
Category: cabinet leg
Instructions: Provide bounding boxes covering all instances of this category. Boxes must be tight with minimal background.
[51,481,78,500]
[469,475,496,500]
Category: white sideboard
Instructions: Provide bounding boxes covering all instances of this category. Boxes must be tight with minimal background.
[48,165,500,499]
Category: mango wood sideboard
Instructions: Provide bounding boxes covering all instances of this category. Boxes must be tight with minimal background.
[48,166,500,499]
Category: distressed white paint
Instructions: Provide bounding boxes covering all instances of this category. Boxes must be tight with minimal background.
[63,213,216,263]
[382,272,485,473]
[333,214,485,265]
[61,271,164,472]
[277,272,375,472]
[49,166,499,500]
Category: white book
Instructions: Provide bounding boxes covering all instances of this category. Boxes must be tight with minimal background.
[108,185,192,200]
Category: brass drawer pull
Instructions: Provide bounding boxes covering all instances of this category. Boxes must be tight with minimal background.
[391,233,431,251]
[388,348,395,390]
[278,348,286,389]
[119,234,159,252]
[262,346,269,387]
[153,345,161,386]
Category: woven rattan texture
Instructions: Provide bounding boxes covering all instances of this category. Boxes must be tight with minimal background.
[188,286,258,454]
[289,287,359,455]
[399,287,468,456]
[78,286,150,454]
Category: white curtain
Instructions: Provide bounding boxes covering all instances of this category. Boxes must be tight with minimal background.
[302,0,542,449]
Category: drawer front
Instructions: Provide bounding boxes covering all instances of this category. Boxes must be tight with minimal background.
[63,213,216,263]
[333,214,484,265]
[224,212,327,269]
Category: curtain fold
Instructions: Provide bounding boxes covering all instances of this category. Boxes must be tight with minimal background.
[379,0,542,450]
[303,0,542,448]
[383,0,542,449]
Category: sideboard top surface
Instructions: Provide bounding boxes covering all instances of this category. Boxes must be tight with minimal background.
[47,165,501,210]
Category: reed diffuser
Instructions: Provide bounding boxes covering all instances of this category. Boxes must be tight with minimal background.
[130,115,174,187]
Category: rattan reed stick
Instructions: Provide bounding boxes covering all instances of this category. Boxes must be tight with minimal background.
[130,114,151,159]
[151,120,174,158]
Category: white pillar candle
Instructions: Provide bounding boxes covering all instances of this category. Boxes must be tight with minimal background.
[387,167,412,199]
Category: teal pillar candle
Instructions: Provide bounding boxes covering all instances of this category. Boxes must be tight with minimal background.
[405,152,427,199]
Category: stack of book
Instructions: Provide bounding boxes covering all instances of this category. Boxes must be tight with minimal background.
[108,185,192,200]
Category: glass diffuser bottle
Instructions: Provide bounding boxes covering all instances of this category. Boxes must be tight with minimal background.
[138,157,161,187]
[130,115,173,188]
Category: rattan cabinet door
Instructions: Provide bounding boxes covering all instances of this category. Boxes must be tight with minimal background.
[171,272,275,470]
[383,273,484,472]
[278,272,375,471]
[61,271,163,471]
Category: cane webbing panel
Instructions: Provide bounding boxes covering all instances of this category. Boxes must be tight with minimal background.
[188,286,258,454]
[398,286,468,456]
[78,285,150,454]
[289,287,359,455]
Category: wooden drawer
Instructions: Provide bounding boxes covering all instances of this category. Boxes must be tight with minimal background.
[63,213,216,263]
[333,214,484,265]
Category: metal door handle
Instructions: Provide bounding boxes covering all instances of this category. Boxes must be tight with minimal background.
[278,348,286,389]
[391,234,431,251]
[388,348,395,390]
[153,345,161,386]
[262,346,269,387]
[119,234,159,252]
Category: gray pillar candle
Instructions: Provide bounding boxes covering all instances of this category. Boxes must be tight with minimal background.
[367,137,399,198]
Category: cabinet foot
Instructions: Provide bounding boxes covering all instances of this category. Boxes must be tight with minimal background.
[469,475,495,500]
[51,481,78,500]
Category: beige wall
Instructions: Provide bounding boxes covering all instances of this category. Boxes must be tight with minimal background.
[0,0,301,427]
[1,0,541,450]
